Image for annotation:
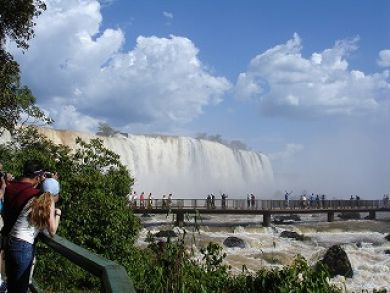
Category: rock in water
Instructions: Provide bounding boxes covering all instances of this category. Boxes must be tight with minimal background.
[273,215,301,224]
[319,245,353,278]
[385,234,390,242]
[279,231,305,241]
[337,212,361,220]
[223,236,246,248]
[155,230,178,238]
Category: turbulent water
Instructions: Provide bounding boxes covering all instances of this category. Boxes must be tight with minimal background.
[37,128,274,197]
[138,213,390,292]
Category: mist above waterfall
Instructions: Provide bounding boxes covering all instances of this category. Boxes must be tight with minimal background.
[271,123,390,200]
[39,128,274,198]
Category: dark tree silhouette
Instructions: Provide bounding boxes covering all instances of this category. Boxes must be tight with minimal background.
[0,0,50,135]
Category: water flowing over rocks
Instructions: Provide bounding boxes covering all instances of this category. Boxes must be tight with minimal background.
[223,236,246,248]
[318,245,353,278]
[279,231,305,241]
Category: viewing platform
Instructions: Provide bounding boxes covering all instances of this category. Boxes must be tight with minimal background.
[131,199,390,227]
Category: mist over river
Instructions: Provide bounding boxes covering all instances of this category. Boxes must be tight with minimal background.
[137,213,390,292]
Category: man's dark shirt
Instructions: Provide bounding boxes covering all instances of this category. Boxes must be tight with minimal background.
[2,181,40,236]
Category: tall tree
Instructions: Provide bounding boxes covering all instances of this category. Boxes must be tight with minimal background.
[0,0,50,135]
[96,122,119,137]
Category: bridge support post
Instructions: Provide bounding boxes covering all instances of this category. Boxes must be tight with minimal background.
[262,212,271,227]
[176,211,185,227]
[368,211,376,220]
[327,211,334,222]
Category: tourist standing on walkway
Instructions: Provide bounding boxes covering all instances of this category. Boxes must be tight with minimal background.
[167,193,173,208]
[247,194,251,208]
[300,194,307,209]
[3,161,61,293]
[309,194,314,207]
[162,194,167,209]
[284,191,291,208]
[130,191,137,208]
[350,195,354,208]
[221,193,227,209]
[316,194,320,208]
[211,194,216,209]
[383,194,389,207]
[140,192,145,208]
[147,193,153,209]
[206,194,211,209]
[321,194,326,208]
[356,195,360,207]
[250,194,255,209]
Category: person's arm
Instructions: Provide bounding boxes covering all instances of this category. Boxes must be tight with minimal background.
[48,200,61,236]
[0,177,6,200]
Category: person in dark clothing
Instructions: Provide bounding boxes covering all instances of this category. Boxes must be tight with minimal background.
[2,160,46,293]
[284,191,292,208]
[316,194,320,208]
[211,194,215,209]
[321,194,326,208]
[356,195,360,207]
[206,195,211,209]
[221,193,227,209]
[250,194,255,209]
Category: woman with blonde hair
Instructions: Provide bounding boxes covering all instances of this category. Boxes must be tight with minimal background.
[5,178,61,293]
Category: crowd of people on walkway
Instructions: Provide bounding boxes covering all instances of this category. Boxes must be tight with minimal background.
[205,193,229,209]
[283,191,377,209]
[0,160,62,293]
[127,188,389,212]
[127,191,173,209]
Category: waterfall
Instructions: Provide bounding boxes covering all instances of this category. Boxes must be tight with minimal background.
[38,128,274,198]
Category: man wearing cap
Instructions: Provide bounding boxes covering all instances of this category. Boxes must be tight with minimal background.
[2,160,45,239]
[1,160,44,292]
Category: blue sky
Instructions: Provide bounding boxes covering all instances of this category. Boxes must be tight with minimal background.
[10,0,390,198]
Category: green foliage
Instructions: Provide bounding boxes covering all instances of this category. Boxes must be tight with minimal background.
[229,255,340,293]
[96,122,119,137]
[0,1,51,135]
[0,50,51,135]
[0,0,46,50]
[0,127,139,291]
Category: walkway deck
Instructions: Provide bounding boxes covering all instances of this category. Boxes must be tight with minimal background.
[131,199,390,227]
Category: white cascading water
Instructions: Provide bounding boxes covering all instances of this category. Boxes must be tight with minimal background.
[38,128,274,198]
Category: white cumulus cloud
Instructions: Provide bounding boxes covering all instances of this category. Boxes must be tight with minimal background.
[235,33,390,117]
[10,0,231,132]
[378,49,390,67]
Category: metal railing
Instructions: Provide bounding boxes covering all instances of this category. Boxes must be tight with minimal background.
[130,198,388,211]
[31,233,136,293]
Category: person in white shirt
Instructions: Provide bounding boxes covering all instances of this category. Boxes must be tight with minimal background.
[5,177,61,293]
